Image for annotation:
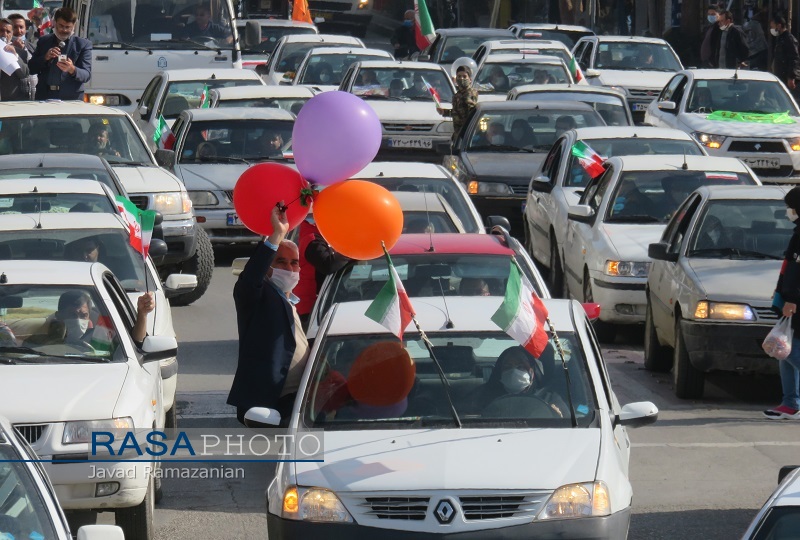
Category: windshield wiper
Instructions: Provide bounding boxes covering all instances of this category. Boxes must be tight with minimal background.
[160,38,221,53]
[95,41,152,53]
[549,328,578,428]
[0,346,109,362]
[359,94,406,101]
[412,322,462,429]
[607,214,662,223]
[688,247,782,259]
[197,155,251,164]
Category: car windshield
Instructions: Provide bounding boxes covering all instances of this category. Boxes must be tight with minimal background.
[275,42,356,73]
[240,25,316,54]
[0,168,120,195]
[320,254,545,320]
[352,68,454,103]
[0,116,152,166]
[467,109,604,152]
[162,79,263,119]
[595,42,681,71]
[563,138,704,187]
[0,444,58,539]
[519,30,593,48]
[401,210,459,234]
[605,170,755,224]
[0,285,126,362]
[88,0,235,48]
[298,53,388,86]
[489,47,571,64]
[359,176,480,233]
[217,97,309,115]
[302,331,596,429]
[441,35,511,62]
[751,506,800,540]
[178,119,294,162]
[517,91,630,126]
[687,200,792,259]
[0,193,115,214]
[686,79,800,115]
[474,62,570,94]
[0,229,155,292]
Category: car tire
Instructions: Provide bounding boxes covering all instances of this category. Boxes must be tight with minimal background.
[548,238,564,299]
[165,403,177,430]
[154,474,164,505]
[583,268,616,343]
[644,301,672,372]
[673,315,705,399]
[170,227,214,307]
[116,475,155,540]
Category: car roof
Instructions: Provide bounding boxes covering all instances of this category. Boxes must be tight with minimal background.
[355,60,448,70]
[610,154,750,172]
[325,297,578,336]
[0,153,111,168]
[304,46,391,57]
[482,54,566,65]
[237,19,317,29]
[696,184,790,200]
[573,126,695,140]
[679,68,780,82]
[393,191,447,211]
[591,35,670,45]
[158,68,263,82]
[0,212,125,231]
[510,83,626,97]
[511,23,593,32]
[212,85,315,99]
[436,28,515,37]
[476,100,595,112]
[389,233,514,255]
[484,39,568,49]
[0,178,110,195]
[0,260,101,286]
[280,33,363,44]
[0,101,125,117]
[184,107,295,121]
[353,162,451,179]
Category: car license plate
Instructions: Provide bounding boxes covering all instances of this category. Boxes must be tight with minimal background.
[387,138,433,149]
[738,156,781,169]
[312,11,333,20]
[226,212,241,226]
[632,103,649,112]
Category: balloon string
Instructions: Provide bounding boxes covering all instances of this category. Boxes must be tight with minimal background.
[277,186,317,213]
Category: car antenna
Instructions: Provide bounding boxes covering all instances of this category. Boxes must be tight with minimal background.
[422,185,435,253]
[410,315,461,427]
[34,188,42,229]
[681,149,688,170]
[733,65,739,80]
[548,316,578,427]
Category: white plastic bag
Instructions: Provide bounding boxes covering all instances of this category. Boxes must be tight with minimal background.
[763,317,794,360]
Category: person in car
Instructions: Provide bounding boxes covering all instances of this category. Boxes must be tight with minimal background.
[65,237,102,262]
[554,115,577,139]
[85,124,121,157]
[486,66,509,92]
[508,118,536,149]
[403,74,429,99]
[179,3,232,43]
[258,132,284,158]
[533,69,550,85]
[459,278,490,296]
[314,62,334,85]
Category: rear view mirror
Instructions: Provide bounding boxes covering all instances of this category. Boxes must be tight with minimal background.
[165,273,197,291]
[657,100,676,112]
[567,204,595,223]
[485,215,510,232]
[141,335,178,362]
[417,54,431,62]
[138,105,149,120]
[154,149,175,170]
[585,69,600,78]
[0,296,23,309]
[149,238,168,258]
[244,407,281,427]
[615,401,658,428]
[528,115,549,124]
[243,19,261,49]
[77,525,125,540]
[648,242,678,262]
[531,175,552,193]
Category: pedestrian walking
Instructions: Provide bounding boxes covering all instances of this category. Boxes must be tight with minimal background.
[700,4,721,68]
[390,9,418,59]
[743,8,768,71]
[437,65,478,140]
[714,10,749,69]
[765,187,800,420]
[770,14,800,94]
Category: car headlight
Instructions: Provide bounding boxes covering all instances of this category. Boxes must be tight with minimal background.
[694,301,755,321]
[282,486,353,523]
[692,132,727,149]
[188,190,219,207]
[468,180,513,195]
[154,191,192,215]
[605,260,650,277]
[538,481,610,520]
[436,121,454,133]
[84,93,130,106]
[788,137,800,152]
[63,417,134,445]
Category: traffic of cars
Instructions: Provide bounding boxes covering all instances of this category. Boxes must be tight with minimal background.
[2,9,799,540]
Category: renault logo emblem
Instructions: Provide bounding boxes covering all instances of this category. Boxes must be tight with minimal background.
[434,500,456,524]
[754,143,762,150]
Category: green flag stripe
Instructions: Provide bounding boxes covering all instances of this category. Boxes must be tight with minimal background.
[365,268,397,324]
[491,261,522,331]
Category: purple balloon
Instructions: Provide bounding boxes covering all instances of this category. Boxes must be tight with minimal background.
[292,91,382,186]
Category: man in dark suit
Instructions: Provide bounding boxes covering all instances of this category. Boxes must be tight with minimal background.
[29,7,91,101]
[227,204,309,426]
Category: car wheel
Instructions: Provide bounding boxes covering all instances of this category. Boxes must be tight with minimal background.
[116,475,155,540]
[154,474,164,505]
[673,315,704,399]
[165,403,177,430]
[170,227,214,307]
[583,268,615,343]
[548,238,564,299]
[644,301,672,372]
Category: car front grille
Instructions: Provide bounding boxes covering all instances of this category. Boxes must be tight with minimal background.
[14,424,49,444]
[359,496,430,520]
[128,195,150,210]
[459,493,546,520]
[627,88,659,99]
[223,190,234,203]
[383,123,435,133]
[510,184,528,195]
[728,140,786,153]
[754,307,780,322]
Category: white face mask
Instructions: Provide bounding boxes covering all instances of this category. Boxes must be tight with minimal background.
[319,73,331,83]
[270,267,300,293]
[708,15,717,23]
[787,208,798,222]
[771,28,780,36]
[64,318,89,343]
[500,368,532,394]
[490,135,504,145]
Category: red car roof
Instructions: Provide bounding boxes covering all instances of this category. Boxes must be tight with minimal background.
[389,234,515,256]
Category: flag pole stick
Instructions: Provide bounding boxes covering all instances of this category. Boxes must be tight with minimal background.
[546,318,578,427]
[410,316,462,428]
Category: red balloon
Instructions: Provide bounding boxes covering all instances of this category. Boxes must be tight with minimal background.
[347,342,416,407]
[233,163,310,236]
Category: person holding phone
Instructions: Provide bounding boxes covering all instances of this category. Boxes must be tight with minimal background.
[29,7,91,101]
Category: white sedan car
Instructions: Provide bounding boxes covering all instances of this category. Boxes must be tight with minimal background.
[287,46,392,93]
[472,39,575,67]
[262,34,365,85]
[249,297,657,538]
[524,126,704,296]
[0,261,176,539]
[473,54,576,102]
[209,85,314,113]
[742,466,800,538]
[563,155,760,341]
[644,69,800,183]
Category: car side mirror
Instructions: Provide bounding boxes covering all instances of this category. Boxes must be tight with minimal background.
[657,100,677,112]
[138,105,149,119]
[280,72,296,85]
[154,148,175,170]
[485,215,510,233]
[648,242,678,262]
[148,238,168,258]
[779,466,800,484]
[531,175,553,193]
[141,335,178,362]
[244,407,281,427]
[567,204,595,223]
[243,19,261,49]
[417,54,431,62]
[435,142,453,155]
[77,524,125,540]
[585,68,600,78]
[615,401,658,428]
[165,273,197,292]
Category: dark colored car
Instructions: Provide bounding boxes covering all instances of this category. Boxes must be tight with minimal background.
[417,28,515,66]
[0,153,128,197]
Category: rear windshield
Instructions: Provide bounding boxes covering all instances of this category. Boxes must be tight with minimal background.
[475,62,570,94]
[0,193,115,214]
[240,25,317,54]
[0,167,120,195]
[161,79,263,119]
[516,91,630,126]
[216,97,308,115]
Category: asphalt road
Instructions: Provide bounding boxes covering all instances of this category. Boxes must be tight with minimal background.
[88,245,800,539]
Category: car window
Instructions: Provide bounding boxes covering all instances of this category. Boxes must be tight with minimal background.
[178,119,294,162]
[659,74,683,102]
[686,78,800,115]
[0,444,58,539]
[302,331,596,429]
[752,506,800,540]
[217,97,309,115]
[277,42,355,73]
[401,211,458,234]
[585,169,613,213]
[572,41,586,63]
[474,62,570,94]
[441,35,511,62]
[664,194,701,255]
[596,41,681,71]
[0,168,120,194]
[579,41,594,68]
[541,139,564,182]
[351,67,454,103]
[239,25,316,54]
[472,45,487,64]
[139,76,162,121]
[0,193,114,214]
[160,79,263,119]
[517,91,630,126]
[298,53,388,86]
[687,199,793,259]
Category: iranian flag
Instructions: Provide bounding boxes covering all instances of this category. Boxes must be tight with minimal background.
[90,315,116,354]
[365,249,416,341]
[568,56,583,83]
[153,115,175,150]
[572,140,606,179]
[414,0,435,52]
[492,260,550,358]
[199,84,210,108]
[115,196,157,259]
[30,2,51,34]
[421,76,441,107]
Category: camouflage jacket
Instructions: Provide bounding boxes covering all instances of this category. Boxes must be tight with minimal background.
[448,86,478,137]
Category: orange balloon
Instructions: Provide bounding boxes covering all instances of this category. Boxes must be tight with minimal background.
[347,342,416,407]
[313,180,403,260]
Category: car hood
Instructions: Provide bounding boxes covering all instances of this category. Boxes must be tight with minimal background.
[686,258,781,304]
[0,363,129,423]
[300,84,337,93]
[477,94,508,103]
[366,100,451,123]
[596,70,674,90]
[602,223,667,260]
[175,163,250,191]
[113,165,183,195]
[294,428,601,491]
[678,113,800,138]
[464,152,546,185]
